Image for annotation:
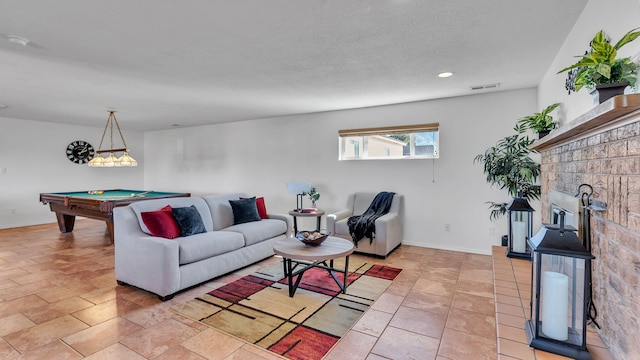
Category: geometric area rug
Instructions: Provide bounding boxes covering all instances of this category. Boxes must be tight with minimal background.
[171,260,402,360]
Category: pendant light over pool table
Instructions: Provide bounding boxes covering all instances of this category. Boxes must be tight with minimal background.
[88,110,137,167]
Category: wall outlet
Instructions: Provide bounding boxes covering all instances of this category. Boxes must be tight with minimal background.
[444,224,451,232]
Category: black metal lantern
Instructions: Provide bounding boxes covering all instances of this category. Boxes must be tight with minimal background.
[525,212,594,360]
[506,196,534,259]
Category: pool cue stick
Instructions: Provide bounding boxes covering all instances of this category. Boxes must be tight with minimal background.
[130,191,153,198]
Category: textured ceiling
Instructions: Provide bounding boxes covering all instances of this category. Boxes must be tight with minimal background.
[0,0,588,131]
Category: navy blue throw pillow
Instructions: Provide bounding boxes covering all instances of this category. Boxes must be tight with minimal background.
[229,197,261,225]
[172,205,206,236]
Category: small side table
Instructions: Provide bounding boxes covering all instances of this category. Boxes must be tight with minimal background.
[288,209,325,234]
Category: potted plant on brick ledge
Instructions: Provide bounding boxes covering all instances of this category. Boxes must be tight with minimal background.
[558,27,640,103]
[474,125,541,246]
[516,102,561,139]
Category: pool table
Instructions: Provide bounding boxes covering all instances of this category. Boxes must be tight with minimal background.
[39,189,190,243]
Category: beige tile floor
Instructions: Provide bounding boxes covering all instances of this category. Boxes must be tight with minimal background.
[0,221,613,359]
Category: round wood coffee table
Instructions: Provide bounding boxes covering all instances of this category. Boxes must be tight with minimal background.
[273,236,355,297]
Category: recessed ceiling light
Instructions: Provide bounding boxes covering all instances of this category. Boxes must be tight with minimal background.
[7,35,29,47]
[438,72,454,78]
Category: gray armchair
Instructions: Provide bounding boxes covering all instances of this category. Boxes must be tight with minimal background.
[326,192,403,258]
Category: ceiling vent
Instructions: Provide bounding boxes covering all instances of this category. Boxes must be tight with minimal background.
[470,83,500,91]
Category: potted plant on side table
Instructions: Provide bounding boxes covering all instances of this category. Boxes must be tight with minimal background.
[558,27,640,103]
[304,187,320,209]
[516,103,561,139]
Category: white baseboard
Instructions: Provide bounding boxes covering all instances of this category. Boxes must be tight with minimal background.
[401,240,493,256]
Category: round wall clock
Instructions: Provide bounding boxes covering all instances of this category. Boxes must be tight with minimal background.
[66,140,95,164]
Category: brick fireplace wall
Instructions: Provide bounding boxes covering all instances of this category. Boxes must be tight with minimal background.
[538,113,640,360]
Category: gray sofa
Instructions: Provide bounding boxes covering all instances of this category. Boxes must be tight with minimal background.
[113,193,288,300]
[326,192,403,258]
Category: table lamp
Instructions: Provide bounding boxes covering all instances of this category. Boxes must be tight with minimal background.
[287,182,311,210]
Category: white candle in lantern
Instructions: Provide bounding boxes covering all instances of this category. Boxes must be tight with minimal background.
[541,271,569,341]
[512,220,527,253]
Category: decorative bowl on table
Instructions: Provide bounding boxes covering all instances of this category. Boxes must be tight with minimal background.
[296,231,328,246]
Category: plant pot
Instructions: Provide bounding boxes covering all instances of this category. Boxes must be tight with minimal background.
[591,82,629,104]
[501,234,508,246]
[538,130,551,139]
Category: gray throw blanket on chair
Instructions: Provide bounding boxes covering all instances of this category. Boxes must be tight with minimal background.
[347,191,395,246]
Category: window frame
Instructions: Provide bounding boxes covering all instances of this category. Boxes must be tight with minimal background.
[338,123,439,160]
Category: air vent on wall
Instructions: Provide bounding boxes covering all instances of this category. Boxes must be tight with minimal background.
[470,83,501,91]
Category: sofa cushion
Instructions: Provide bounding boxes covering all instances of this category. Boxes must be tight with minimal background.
[140,205,181,239]
[176,231,245,264]
[203,193,248,230]
[130,197,214,234]
[229,198,262,224]
[225,218,287,246]
[172,205,207,237]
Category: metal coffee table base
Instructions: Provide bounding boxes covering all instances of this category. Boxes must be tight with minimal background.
[282,256,350,297]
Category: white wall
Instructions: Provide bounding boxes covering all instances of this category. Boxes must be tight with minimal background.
[145,88,537,255]
[0,116,144,228]
[539,0,640,123]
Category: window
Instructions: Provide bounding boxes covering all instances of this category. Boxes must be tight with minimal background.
[350,139,360,158]
[339,123,439,160]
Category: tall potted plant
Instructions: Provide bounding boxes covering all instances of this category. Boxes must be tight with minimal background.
[558,27,640,103]
[475,131,541,220]
[516,103,561,139]
[475,127,541,246]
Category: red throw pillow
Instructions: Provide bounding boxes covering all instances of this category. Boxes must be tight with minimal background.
[255,197,268,219]
[240,196,268,219]
[141,205,181,239]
